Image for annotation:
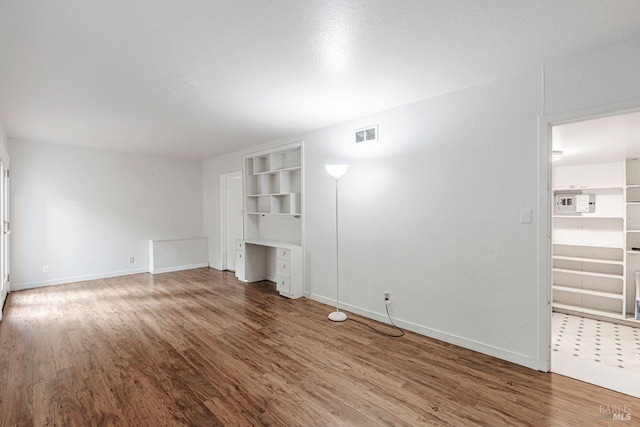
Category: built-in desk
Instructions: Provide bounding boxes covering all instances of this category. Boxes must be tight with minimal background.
[235,238,303,299]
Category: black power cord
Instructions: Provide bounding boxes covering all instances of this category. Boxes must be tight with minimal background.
[347,303,404,337]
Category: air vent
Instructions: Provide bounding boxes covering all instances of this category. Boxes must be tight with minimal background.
[354,125,378,143]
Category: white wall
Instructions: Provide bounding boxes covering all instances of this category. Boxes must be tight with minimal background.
[203,37,640,370]
[10,139,203,289]
[545,38,640,115]
[204,70,543,367]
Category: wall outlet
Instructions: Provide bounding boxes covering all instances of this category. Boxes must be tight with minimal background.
[43,265,49,273]
[384,291,390,300]
[129,256,135,264]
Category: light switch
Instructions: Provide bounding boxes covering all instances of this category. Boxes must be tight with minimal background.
[520,208,532,224]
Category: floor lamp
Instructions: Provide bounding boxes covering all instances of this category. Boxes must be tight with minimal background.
[325,164,349,322]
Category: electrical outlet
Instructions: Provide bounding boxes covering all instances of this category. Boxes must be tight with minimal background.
[384,291,390,300]
[43,265,49,273]
[129,256,135,264]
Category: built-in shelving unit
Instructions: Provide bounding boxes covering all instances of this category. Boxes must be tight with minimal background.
[235,142,304,299]
[551,160,640,324]
[244,149,302,217]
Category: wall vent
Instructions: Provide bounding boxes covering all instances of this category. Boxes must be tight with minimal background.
[354,125,378,143]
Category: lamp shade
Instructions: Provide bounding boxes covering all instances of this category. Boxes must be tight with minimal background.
[325,164,349,180]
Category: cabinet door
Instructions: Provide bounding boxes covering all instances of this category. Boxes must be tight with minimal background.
[235,250,245,280]
[582,162,622,188]
[554,165,582,189]
[276,275,291,294]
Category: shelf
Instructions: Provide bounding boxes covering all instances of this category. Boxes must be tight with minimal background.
[552,303,623,319]
[553,242,623,249]
[552,255,623,265]
[627,184,640,188]
[253,166,301,176]
[626,229,640,233]
[246,212,301,216]
[627,201,640,205]
[552,285,623,300]
[552,268,623,280]
[624,314,640,322]
[243,238,302,250]
[553,186,622,191]
[246,192,300,197]
[553,215,623,219]
[627,250,640,255]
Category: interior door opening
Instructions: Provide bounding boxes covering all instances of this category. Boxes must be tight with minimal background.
[549,110,640,398]
[221,172,243,272]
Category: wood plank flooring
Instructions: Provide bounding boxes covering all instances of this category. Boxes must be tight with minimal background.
[0,268,638,426]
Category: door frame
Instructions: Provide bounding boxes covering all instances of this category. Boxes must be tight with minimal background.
[220,170,243,271]
[537,97,640,372]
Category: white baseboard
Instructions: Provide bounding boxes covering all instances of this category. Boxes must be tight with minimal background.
[307,293,539,371]
[151,263,209,275]
[12,268,150,291]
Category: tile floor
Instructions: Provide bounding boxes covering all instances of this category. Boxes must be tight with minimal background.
[552,312,640,372]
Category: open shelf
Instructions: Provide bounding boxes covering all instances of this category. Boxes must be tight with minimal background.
[552,303,624,319]
[246,212,301,217]
[253,166,301,176]
[553,186,622,191]
[553,242,624,249]
[552,285,623,300]
[552,215,623,219]
[552,268,623,280]
[552,255,623,265]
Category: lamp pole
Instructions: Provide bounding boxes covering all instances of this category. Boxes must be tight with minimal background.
[325,164,349,322]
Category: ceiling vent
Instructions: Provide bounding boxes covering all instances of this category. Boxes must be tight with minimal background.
[355,125,378,143]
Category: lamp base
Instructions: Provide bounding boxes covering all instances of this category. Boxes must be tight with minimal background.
[328,311,347,322]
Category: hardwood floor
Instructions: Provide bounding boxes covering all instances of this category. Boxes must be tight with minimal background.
[0,268,637,426]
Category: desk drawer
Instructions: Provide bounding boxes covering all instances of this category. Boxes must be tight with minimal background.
[277,259,290,275]
[235,250,245,279]
[276,275,291,294]
[276,248,290,260]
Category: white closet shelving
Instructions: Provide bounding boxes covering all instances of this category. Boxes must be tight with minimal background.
[552,160,640,323]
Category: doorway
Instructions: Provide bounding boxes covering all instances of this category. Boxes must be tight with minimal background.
[549,110,640,398]
[220,171,243,272]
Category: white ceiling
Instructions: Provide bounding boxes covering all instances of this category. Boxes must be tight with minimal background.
[552,110,640,166]
[2,1,640,159]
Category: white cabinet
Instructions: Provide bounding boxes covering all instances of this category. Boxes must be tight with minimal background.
[553,161,623,189]
[235,142,305,299]
[235,239,303,298]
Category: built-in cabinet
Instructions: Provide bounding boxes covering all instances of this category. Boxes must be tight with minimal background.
[235,142,304,298]
[552,159,640,323]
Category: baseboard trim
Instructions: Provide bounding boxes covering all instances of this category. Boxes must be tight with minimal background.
[151,263,209,275]
[12,268,150,291]
[307,293,539,370]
